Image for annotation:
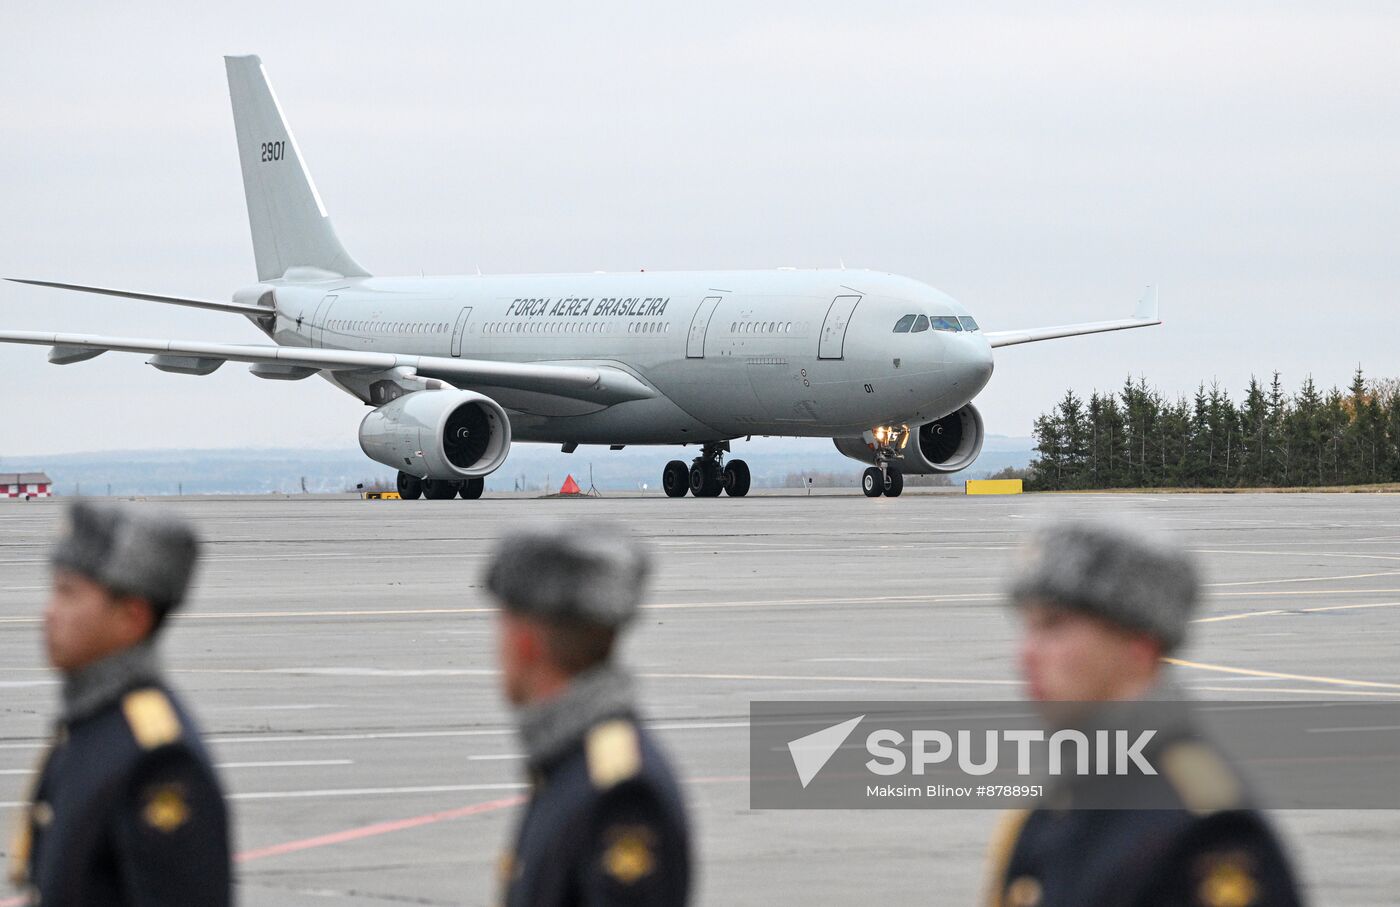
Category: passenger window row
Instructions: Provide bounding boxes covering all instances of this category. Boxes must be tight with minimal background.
[891,314,979,333]
[326,320,450,334]
[482,321,672,336]
[730,321,808,335]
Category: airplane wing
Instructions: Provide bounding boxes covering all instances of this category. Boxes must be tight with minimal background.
[982,286,1160,349]
[5,278,268,316]
[0,330,655,405]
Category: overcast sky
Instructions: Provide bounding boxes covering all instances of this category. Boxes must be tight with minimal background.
[3,3,1396,457]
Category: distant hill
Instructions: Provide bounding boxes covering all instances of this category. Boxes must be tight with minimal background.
[1,437,1034,496]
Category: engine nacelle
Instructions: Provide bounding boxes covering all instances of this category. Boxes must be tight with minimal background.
[833,403,985,475]
[359,389,512,479]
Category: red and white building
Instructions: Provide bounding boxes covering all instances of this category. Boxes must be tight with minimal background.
[2,472,53,498]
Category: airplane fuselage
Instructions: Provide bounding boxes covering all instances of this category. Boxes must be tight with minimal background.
[264,268,995,445]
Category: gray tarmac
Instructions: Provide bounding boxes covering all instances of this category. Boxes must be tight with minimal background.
[1,490,1398,905]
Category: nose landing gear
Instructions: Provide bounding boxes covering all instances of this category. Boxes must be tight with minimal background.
[861,426,907,497]
[662,442,750,498]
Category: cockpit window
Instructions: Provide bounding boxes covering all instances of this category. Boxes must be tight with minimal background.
[958,316,979,332]
[930,315,962,332]
[911,314,930,333]
[892,314,916,333]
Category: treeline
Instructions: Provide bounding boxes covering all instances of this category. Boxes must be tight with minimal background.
[1029,369,1400,490]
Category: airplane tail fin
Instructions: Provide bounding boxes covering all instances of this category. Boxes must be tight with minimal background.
[224,55,369,282]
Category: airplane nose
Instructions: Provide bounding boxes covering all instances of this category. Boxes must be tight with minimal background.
[950,335,994,395]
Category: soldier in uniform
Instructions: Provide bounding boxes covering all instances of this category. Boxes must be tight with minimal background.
[985,519,1305,907]
[9,502,230,907]
[485,523,691,906]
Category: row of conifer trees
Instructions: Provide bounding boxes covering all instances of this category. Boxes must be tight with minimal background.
[1026,369,1400,489]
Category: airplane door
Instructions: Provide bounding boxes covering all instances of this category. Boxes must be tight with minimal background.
[686,296,722,358]
[818,294,862,360]
[312,294,337,347]
[450,306,472,357]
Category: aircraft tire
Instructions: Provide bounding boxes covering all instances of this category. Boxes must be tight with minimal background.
[690,462,723,497]
[724,460,751,497]
[398,471,423,500]
[423,478,458,500]
[459,478,485,499]
[883,466,904,498]
[662,460,690,497]
[862,467,884,497]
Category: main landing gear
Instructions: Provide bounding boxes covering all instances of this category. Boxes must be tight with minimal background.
[861,426,906,498]
[662,442,750,498]
[397,471,484,500]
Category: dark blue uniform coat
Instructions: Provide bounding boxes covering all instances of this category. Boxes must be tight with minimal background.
[502,714,690,907]
[11,684,231,907]
[986,731,1304,907]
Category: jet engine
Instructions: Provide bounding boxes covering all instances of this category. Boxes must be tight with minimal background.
[359,389,512,479]
[833,402,985,475]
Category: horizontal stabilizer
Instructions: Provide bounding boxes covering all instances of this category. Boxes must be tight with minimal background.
[7,278,268,316]
[984,285,1161,349]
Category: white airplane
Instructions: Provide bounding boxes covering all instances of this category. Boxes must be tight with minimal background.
[1,56,1160,500]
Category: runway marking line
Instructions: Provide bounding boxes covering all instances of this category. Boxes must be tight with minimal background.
[1206,570,1400,587]
[1194,601,1400,623]
[1165,657,1400,691]
[1193,686,1400,699]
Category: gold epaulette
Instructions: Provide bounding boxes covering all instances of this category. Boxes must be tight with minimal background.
[121,688,183,751]
[586,719,641,790]
[982,808,1032,907]
[1161,740,1242,815]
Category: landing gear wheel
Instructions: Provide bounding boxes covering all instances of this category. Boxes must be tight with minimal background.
[689,462,723,497]
[862,467,884,497]
[882,466,904,498]
[459,478,484,499]
[723,459,750,497]
[397,472,423,500]
[423,478,458,500]
[662,460,690,497]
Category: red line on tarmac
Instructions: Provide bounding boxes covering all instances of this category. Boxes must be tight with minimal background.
[0,774,752,903]
[235,774,749,865]
[234,793,528,863]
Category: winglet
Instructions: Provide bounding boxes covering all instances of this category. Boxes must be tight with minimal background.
[1134,285,1160,322]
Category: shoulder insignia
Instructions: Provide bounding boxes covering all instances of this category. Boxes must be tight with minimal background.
[982,808,1030,906]
[142,783,190,833]
[8,822,31,888]
[8,732,59,888]
[1161,741,1241,815]
[586,719,641,790]
[1196,851,1259,907]
[1004,875,1043,907]
[121,688,182,751]
[497,850,517,883]
[601,825,655,886]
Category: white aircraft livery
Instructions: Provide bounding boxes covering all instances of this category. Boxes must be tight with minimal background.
[1,56,1160,500]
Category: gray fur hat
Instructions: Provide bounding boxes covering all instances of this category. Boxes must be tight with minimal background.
[1008,519,1200,651]
[484,522,651,629]
[50,502,201,614]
